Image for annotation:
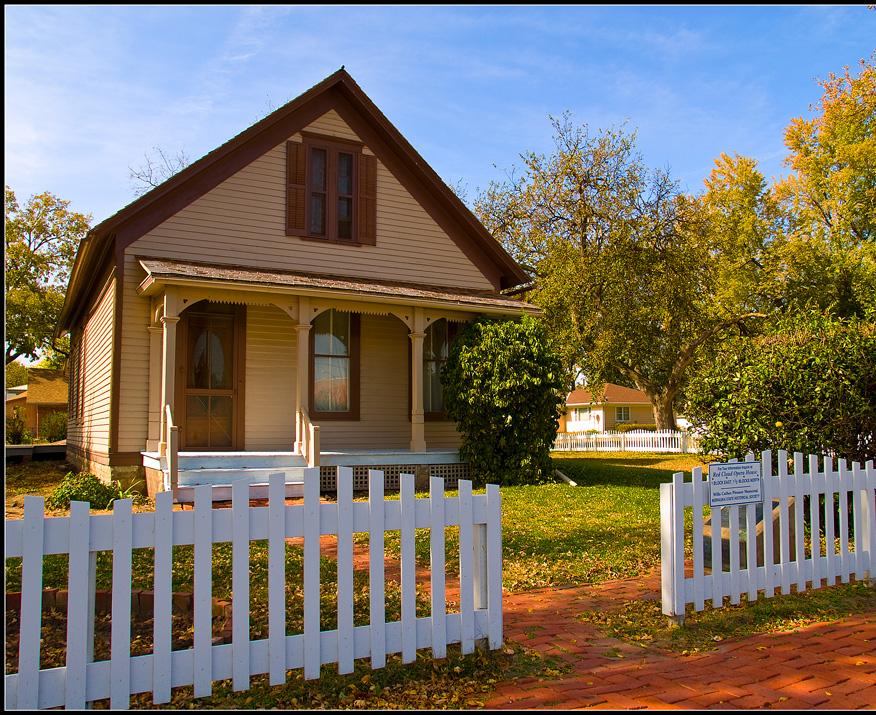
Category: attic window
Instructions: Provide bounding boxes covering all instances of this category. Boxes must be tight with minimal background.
[286,133,376,245]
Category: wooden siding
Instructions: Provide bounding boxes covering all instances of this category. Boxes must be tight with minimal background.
[319,313,410,450]
[117,256,151,453]
[68,276,115,455]
[127,110,495,291]
[604,404,655,430]
[424,421,462,450]
[244,304,297,450]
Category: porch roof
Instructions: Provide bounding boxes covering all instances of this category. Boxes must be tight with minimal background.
[137,257,540,315]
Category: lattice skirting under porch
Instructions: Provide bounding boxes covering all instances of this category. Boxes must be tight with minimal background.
[319,463,470,492]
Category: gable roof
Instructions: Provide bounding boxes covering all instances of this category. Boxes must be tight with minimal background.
[567,383,651,406]
[59,69,528,331]
[26,368,69,405]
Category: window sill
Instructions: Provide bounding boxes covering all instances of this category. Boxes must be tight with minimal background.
[297,234,367,247]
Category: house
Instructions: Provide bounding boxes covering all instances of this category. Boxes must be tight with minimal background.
[4,368,69,440]
[558,383,655,433]
[58,69,537,497]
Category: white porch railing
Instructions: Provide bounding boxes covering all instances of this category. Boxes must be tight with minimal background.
[4,468,503,709]
[163,404,179,491]
[299,407,320,467]
[661,450,875,623]
[553,429,697,453]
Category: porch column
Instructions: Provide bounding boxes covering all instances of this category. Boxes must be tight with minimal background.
[146,324,163,451]
[295,296,312,454]
[409,307,427,453]
[158,289,180,456]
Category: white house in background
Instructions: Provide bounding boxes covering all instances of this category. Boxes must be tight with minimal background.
[558,383,655,433]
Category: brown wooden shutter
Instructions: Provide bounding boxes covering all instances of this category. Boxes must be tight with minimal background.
[286,141,307,236]
[358,153,377,245]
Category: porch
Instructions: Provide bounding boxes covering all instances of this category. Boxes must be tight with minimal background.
[134,258,535,497]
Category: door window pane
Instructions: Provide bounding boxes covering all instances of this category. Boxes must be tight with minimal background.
[186,396,209,446]
[209,396,233,448]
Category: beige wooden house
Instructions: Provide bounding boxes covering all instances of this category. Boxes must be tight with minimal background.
[58,69,536,497]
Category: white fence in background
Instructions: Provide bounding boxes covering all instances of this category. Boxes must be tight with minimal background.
[4,468,503,710]
[661,450,875,622]
[553,429,698,453]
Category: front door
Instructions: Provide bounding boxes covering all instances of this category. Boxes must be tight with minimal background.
[176,303,246,450]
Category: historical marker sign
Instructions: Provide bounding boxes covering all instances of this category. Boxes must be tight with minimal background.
[708,461,763,507]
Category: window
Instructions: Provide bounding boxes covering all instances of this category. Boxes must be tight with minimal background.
[423,319,458,418]
[310,309,360,420]
[570,407,591,422]
[286,134,377,245]
[616,406,630,422]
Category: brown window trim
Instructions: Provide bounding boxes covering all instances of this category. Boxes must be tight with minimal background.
[309,311,361,421]
[300,133,363,245]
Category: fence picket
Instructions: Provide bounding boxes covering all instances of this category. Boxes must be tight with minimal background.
[487,483,503,649]
[304,467,322,679]
[852,462,866,580]
[152,491,174,703]
[110,498,134,710]
[16,496,46,710]
[458,479,475,654]
[268,474,287,686]
[430,476,447,659]
[729,505,741,605]
[232,480,251,691]
[398,472,417,664]
[65,501,90,709]
[824,456,837,585]
[337,467,355,674]
[808,455,822,589]
[369,469,387,669]
[777,451,791,595]
[793,453,806,592]
[745,499,757,602]
[691,467,705,611]
[865,461,876,581]
[193,485,213,698]
[838,459,851,584]
[761,451,775,598]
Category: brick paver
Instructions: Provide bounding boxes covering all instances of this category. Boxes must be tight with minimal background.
[486,568,876,710]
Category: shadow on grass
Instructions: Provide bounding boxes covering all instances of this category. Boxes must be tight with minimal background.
[553,458,681,489]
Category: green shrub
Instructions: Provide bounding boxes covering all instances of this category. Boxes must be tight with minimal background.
[685,311,876,462]
[39,410,67,442]
[47,471,144,510]
[614,423,657,433]
[5,407,32,445]
[442,315,565,485]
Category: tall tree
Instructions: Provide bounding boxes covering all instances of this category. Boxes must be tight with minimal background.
[5,187,91,365]
[770,54,876,317]
[477,117,764,429]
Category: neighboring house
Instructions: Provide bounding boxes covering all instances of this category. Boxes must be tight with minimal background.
[4,368,69,440]
[558,383,655,433]
[58,69,537,496]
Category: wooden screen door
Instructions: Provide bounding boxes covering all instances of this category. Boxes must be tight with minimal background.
[176,303,246,450]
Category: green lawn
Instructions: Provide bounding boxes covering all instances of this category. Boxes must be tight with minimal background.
[373,452,706,592]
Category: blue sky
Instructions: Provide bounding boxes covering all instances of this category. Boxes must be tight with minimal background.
[5,5,874,225]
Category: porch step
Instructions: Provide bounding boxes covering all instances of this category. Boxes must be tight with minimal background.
[177,466,308,487]
[174,480,304,504]
[177,451,307,471]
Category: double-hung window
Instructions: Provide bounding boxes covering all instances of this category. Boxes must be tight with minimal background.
[286,133,377,245]
[423,319,458,419]
[616,406,630,422]
[310,309,360,420]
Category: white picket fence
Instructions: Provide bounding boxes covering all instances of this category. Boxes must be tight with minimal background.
[553,429,697,453]
[661,450,876,621]
[4,468,503,710]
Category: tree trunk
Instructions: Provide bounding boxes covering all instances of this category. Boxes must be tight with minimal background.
[650,392,677,431]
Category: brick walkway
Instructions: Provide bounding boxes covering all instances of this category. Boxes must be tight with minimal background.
[486,569,876,710]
